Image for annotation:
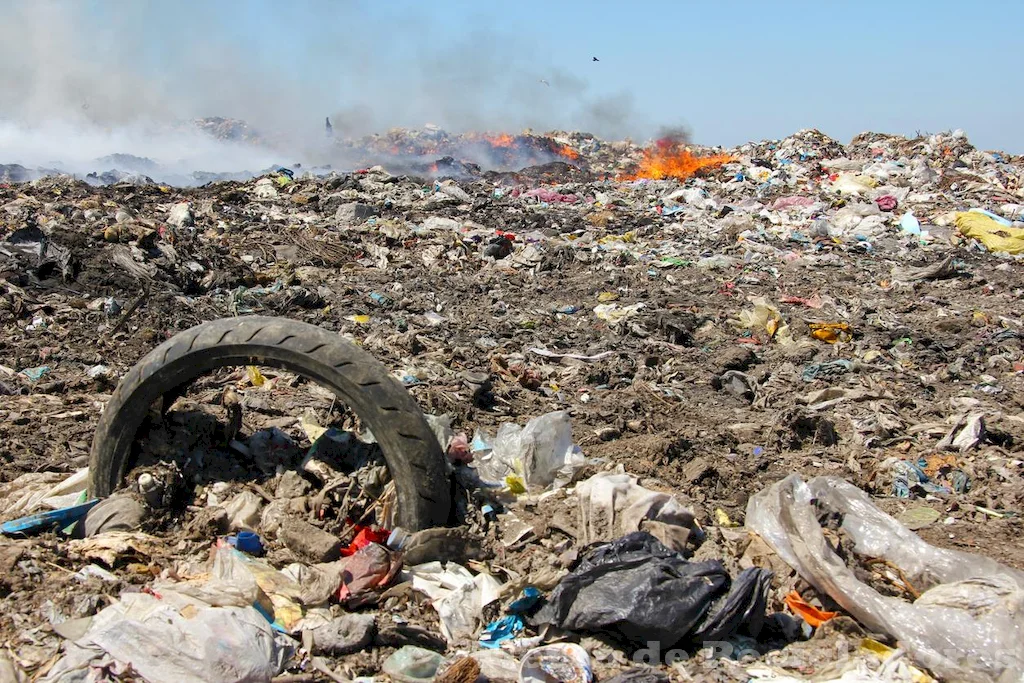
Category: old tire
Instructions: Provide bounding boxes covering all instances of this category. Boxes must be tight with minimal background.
[89,316,450,530]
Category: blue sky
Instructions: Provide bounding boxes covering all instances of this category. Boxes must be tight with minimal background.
[6,0,1023,152]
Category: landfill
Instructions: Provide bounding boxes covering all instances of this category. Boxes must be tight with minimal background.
[1,124,1024,682]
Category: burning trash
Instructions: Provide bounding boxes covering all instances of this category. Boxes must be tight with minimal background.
[622,135,734,181]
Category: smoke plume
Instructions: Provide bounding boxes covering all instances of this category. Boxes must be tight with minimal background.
[0,0,648,178]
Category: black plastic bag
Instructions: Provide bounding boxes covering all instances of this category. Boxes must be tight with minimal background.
[691,566,773,641]
[533,532,772,649]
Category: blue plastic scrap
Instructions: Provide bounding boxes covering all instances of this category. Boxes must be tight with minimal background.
[801,359,854,382]
[1,499,99,536]
[508,586,542,614]
[892,459,950,498]
[478,587,542,648]
[479,615,524,648]
[18,366,50,382]
[899,212,921,236]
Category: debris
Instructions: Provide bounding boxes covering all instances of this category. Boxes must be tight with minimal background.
[81,494,145,536]
[45,589,293,683]
[801,359,854,382]
[338,542,402,604]
[278,518,341,563]
[808,322,852,344]
[399,526,487,566]
[308,614,376,655]
[478,615,524,648]
[716,370,757,401]
[166,201,194,227]
[892,255,958,282]
[406,561,503,642]
[435,656,481,683]
[875,195,898,212]
[896,506,942,531]
[227,530,265,555]
[899,211,922,236]
[4,123,1024,681]
[223,490,264,532]
[1,499,97,536]
[18,365,50,382]
[736,298,792,344]
[472,411,584,491]
[956,211,1024,253]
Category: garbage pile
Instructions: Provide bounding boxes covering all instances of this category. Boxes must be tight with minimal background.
[2,126,1024,682]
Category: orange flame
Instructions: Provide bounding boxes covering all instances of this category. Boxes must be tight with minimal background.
[622,143,733,181]
[556,144,580,161]
[429,162,438,173]
[485,133,515,148]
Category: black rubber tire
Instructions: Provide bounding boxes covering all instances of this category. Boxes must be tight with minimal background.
[89,316,450,530]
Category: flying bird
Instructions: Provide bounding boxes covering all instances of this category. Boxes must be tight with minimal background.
[592,56,599,62]
[539,79,550,86]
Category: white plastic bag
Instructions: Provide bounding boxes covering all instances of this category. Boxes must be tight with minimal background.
[746,475,1024,682]
[45,590,293,683]
[405,561,503,642]
[472,412,584,490]
[0,468,88,520]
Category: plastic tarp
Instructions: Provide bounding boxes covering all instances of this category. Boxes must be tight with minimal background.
[746,475,1024,682]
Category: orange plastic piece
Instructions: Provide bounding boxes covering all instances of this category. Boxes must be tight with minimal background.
[785,590,839,627]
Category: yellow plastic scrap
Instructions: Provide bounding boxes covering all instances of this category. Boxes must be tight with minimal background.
[859,639,936,683]
[597,230,636,244]
[955,211,1024,254]
[714,508,739,527]
[737,298,792,344]
[597,291,619,302]
[348,314,371,325]
[246,366,266,387]
[809,322,852,343]
[594,303,645,324]
[505,474,527,495]
[831,174,878,196]
[299,411,327,443]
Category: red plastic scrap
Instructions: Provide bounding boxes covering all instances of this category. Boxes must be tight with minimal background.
[340,525,390,557]
[875,195,898,212]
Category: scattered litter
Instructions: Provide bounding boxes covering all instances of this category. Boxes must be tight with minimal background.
[2,123,1024,682]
